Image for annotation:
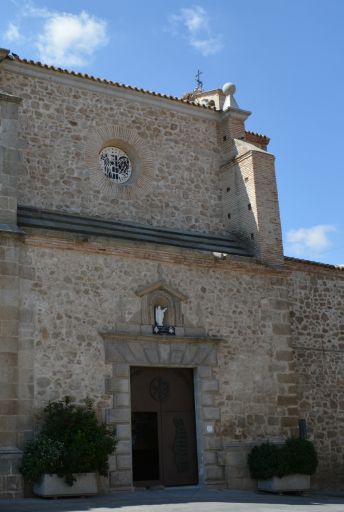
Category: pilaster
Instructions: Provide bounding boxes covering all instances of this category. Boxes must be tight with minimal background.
[0,90,25,498]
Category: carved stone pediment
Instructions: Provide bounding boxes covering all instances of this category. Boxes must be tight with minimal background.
[136,280,188,327]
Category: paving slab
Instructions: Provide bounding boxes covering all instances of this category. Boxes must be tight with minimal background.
[1,488,344,512]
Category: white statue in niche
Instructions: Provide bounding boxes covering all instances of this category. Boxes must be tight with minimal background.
[155,305,167,326]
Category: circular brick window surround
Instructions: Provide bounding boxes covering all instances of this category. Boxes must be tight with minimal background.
[85,125,155,199]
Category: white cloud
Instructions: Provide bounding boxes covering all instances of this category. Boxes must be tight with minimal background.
[36,11,108,67]
[179,6,208,33]
[191,36,223,56]
[2,3,108,68]
[3,22,21,43]
[169,5,223,57]
[286,225,336,256]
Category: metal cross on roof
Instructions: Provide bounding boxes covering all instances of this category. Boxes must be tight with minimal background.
[195,69,203,92]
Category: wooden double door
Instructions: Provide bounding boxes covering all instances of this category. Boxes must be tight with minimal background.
[130,367,198,486]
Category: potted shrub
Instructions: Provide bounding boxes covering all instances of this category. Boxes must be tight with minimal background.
[20,397,116,497]
[248,437,318,493]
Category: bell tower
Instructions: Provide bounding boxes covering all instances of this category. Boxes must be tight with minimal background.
[189,81,284,267]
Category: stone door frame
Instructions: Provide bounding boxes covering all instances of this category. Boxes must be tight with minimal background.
[101,329,224,489]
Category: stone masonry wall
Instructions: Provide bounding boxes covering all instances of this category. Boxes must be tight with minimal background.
[18,232,296,491]
[287,261,344,490]
[0,65,228,236]
[1,228,343,493]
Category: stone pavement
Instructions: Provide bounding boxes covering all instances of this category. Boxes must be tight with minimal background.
[1,487,344,512]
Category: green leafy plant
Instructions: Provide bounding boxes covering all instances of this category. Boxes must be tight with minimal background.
[19,436,64,483]
[20,397,117,485]
[247,442,278,480]
[248,437,318,480]
[285,437,318,475]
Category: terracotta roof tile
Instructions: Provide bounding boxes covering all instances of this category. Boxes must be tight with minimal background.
[245,130,270,145]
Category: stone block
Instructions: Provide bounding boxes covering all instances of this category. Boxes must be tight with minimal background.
[0,383,17,400]
[109,378,129,393]
[0,263,18,278]
[277,373,295,384]
[0,339,18,353]
[116,454,131,470]
[197,366,213,379]
[115,440,132,454]
[16,400,32,415]
[117,343,136,363]
[0,460,11,474]
[272,324,291,335]
[170,348,185,364]
[281,416,298,428]
[114,363,130,377]
[202,348,218,366]
[203,437,222,450]
[144,347,159,365]
[277,395,297,407]
[205,465,224,481]
[0,431,17,446]
[127,342,146,363]
[115,423,131,440]
[203,451,217,465]
[1,320,18,338]
[6,475,22,491]
[182,345,199,364]
[115,393,130,407]
[201,393,216,406]
[203,407,220,420]
[17,381,33,400]
[0,102,20,120]
[0,416,16,431]
[0,400,16,415]
[106,408,130,423]
[276,350,294,361]
[105,343,125,363]
[0,366,17,383]
[109,470,132,488]
[16,414,33,431]
[158,343,171,364]
[107,455,117,471]
[201,379,219,393]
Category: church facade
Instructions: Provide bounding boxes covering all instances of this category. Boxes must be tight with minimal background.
[0,48,343,498]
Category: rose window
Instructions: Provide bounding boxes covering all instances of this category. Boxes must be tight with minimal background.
[99,147,132,183]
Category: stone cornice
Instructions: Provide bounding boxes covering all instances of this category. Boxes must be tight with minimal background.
[17,206,251,257]
[0,223,24,235]
[220,107,251,122]
[100,331,223,344]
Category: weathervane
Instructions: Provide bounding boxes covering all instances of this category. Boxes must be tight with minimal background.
[195,69,203,92]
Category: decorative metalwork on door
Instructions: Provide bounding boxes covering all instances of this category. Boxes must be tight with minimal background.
[149,376,170,402]
[173,417,189,473]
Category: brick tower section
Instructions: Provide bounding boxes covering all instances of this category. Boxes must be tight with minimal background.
[219,112,284,267]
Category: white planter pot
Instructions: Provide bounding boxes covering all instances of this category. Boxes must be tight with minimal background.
[258,474,310,493]
[33,473,98,497]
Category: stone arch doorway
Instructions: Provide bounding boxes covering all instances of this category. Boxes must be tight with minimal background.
[130,366,198,486]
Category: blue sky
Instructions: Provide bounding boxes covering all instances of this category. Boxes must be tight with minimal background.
[1,0,343,265]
